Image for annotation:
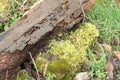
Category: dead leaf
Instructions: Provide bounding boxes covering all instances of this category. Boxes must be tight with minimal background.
[105,61,114,80]
[114,51,120,60]
[116,0,120,5]
[102,43,112,52]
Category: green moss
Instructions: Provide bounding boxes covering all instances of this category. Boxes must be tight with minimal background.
[47,59,70,80]
[48,23,99,67]
[47,59,70,73]
[49,40,82,67]
[35,23,99,79]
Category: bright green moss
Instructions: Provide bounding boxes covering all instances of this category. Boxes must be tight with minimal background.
[35,23,99,79]
[49,40,81,67]
[48,23,99,67]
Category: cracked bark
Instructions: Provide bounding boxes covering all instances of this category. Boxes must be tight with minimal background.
[0,0,96,79]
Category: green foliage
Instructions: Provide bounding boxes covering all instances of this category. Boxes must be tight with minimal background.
[86,0,120,79]
[88,46,107,79]
[45,72,56,80]
[0,0,24,32]
[87,0,120,41]
[0,0,11,32]
[0,0,35,32]
[15,70,35,80]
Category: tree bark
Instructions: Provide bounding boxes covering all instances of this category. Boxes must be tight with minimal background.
[0,0,96,79]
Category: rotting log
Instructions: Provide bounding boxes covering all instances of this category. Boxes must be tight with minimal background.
[0,0,96,79]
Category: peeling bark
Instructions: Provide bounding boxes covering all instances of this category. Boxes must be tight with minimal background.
[0,0,96,79]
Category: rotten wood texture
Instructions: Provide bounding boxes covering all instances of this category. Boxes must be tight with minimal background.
[0,0,96,79]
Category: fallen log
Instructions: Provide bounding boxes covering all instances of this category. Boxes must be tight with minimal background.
[0,0,96,79]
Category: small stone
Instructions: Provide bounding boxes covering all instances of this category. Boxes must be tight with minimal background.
[74,72,90,80]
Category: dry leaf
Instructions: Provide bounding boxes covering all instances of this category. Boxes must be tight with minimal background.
[102,43,112,52]
[105,61,114,80]
[116,0,120,5]
[114,51,120,60]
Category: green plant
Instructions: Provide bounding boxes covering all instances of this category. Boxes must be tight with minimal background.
[87,0,120,42]
[86,1,120,79]
[45,72,56,80]
[88,44,107,79]
[0,0,24,32]
[15,70,35,80]
[0,0,36,32]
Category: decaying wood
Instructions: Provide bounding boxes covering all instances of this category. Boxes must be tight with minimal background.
[0,0,96,79]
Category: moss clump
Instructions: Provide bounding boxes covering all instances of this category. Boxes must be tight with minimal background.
[47,59,70,80]
[35,23,99,79]
[48,23,99,67]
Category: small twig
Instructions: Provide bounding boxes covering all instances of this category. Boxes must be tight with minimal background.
[43,62,49,77]
[22,0,28,6]
[28,52,40,80]
[20,0,29,11]
[5,70,8,80]
[78,0,86,22]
